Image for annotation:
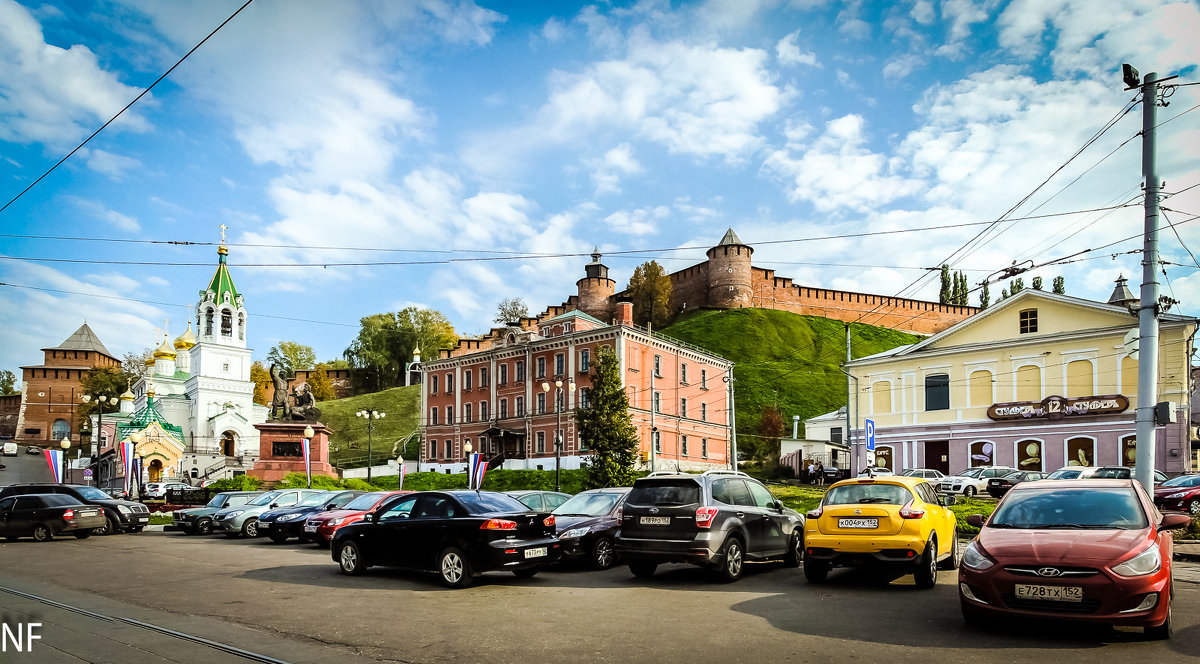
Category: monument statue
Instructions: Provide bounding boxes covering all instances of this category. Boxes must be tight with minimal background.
[291,382,321,421]
[268,363,291,421]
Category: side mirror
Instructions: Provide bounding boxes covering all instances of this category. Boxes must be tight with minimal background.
[269,503,278,509]
[325,504,337,510]
[774,501,784,511]
[1159,513,1192,531]
[966,514,985,528]
[941,495,957,507]
[365,512,376,523]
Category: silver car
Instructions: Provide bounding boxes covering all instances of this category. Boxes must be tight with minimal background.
[211,489,324,538]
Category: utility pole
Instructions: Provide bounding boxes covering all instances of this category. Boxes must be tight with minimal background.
[845,324,854,476]
[727,367,737,471]
[648,322,655,473]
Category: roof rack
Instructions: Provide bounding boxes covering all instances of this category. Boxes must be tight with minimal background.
[644,470,687,477]
[700,469,750,478]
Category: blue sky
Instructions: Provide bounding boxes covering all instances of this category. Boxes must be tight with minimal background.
[2,0,1199,376]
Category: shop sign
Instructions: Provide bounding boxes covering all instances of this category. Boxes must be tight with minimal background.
[987,395,1129,421]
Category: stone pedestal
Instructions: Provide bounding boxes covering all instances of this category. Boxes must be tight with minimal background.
[249,421,335,483]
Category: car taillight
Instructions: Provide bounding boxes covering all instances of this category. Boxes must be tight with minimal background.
[898,499,925,519]
[806,506,822,519]
[695,506,719,528]
[543,515,555,527]
[62,509,74,519]
[480,519,517,530]
[617,506,623,520]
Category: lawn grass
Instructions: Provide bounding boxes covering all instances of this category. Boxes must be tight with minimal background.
[319,385,421,468]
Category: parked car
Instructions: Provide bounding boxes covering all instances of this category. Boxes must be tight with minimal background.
[959,479,1190,639]
[985,470,1047,499]
[143,482,196,499]
[937,466,1018,497]
[857,467,894,477]
[900,468,945,480]
[615,470,804,582]
[1,442,17,456]
[258,490,364,543]
[0,493,107,541]
[304,491,407,546]
[1153,474,1200,515]
[552,487,631,570]
[173,491,263,535]
[211,489,324,538]
[0,483,149,535]
[331,490,561,588]
[1047,466,1168,482]
[505,490,572,512]
[803,475,958,588]
[25,445,40,455]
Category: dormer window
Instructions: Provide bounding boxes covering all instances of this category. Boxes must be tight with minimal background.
[1019,309,1038,334]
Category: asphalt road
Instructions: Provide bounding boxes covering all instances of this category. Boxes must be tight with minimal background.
[0,530,1197,664]
[1,448,60,484]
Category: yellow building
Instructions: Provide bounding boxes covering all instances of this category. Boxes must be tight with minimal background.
[845,282,1196,476]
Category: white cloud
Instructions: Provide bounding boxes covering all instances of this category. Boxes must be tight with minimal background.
[776,29,819,67]
[882,53,924,79]
[674,196,722,223]
[70,198,140,232]
[542,17,567,42]
[602,205,669,235]
[911,0,936,25]
[587,143,643,195]
[82,148,141,178]
[935,0,991,57]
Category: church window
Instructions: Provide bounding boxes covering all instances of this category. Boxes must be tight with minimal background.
[221,309,233,336]
[205,308,214,336]
[238,312,245,340]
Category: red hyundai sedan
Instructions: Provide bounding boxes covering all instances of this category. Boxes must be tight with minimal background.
[958,479,1191,639]
[304,491,408,545]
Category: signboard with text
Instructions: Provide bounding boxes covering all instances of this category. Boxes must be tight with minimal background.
[986,395,1129,421]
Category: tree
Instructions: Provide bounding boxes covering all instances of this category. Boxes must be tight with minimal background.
[0,370,17,396]
[123,350,152,379]
[1032,276,1044,291]
[250,361,271,405]
[307,365,336,401]
[1000,288,1010,300]
[78,367,134,420]
[344,308,458,393]
[627,260,673,328]
[752,405,785,464]
[980,281,990,309]
[939,264,952,304]
[953,271,970,305]
[1009,278,1025,296]
[494,297,529,324]
[400,307,458,364]
[1052,276,1066,294]
[267,341,316,376]
[579,346,640,489]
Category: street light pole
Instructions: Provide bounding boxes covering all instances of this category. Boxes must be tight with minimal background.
[464,441,474,489]
[60,436,70,483]
[81,393,115,485]
[541,379,576,493]
[356,410,386,483]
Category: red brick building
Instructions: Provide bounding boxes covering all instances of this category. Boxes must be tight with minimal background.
[420,303,734,473]
[16,323,121,446]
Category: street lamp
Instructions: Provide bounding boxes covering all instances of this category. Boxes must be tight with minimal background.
[405,347,421,387]
[463,441,473,489]
[303,424,315,489]
[129,430,144,499]
[59,436,70,484]
[81,392,116,483]
[356,410,385,483]
[541,379,576,493]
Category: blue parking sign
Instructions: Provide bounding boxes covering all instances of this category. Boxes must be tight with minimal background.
[865,419,875,451]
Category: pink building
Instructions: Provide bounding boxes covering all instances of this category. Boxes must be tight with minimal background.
[420,301,734,474]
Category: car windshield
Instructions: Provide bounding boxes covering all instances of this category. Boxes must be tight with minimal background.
[1161,475,1200,488]
[1047,469,1082,479]
[74,487,110,500]
[824,483,913,506]
[553,492,623,516]
[1092,468,1131,479]
[958,467,984,478]
[455,492,530,514]
[247,492,280,506]
[989,487,1148,530]
[344,493,387,511]
[297,493,332,507]
[1000,471,1024,480]
[627,480,700,507]
[43,494,80,507]
[207,494,228,508]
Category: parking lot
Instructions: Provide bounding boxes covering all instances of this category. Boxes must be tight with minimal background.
[1,530,1198,663]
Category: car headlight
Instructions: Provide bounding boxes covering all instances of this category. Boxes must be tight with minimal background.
[1112,545,1161,577]
[277,514,299,521]
[224,510,244,519]
[560,527,590,539]
[117,505,131,515]
[962,541,995,571]
[1165,491,1186,499]
[328,517,345,526]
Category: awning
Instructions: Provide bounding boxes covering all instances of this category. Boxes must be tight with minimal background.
[481,426,525,438]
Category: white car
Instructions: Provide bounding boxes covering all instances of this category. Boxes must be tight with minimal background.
[143,482,196,498]
[936,466,1017,498]
[856,467,894,477]
[900,468,945,480]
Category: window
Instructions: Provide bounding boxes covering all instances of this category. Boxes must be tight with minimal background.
[431,375,439,394]
[967,371,991,408]
[924,373,950,411]
[555,353,565,376]
[654,354,662,377]
[51,419,70,441]
[701,403,707,422]
[1015,365,1041,401]
[1019,309,1038,334]
[653,430,661,453]
[516,361,525,382]
[701,369,707,389]
[445,440,453,459]
[430,408,439,425]
[464,403,472,423]
[872,380,893,413]
[653,391,661,413]
[499,399,508,419]
[681,363,688,384]
[446,405,454,423]
[701,438,708,458]
[479,367,488,387]
[681,435,688,457]
[537,392,546,414]
[516,396,525,416]
[579,388,590,409]
[238,312,245,340]
[479,401,488,421]
[680,398,688,419]
[464,370,472,391]
[536,431,546,454]
[221,309,232,336]
[1066,360,1093,395]
[830,426,843,445]
[204,307,214,336]
[222,362,229,372]
[446,373,454,392]
[499,363,508,385]
[579,349,590,372]
[380,496,417,520]
[536,357,546,378]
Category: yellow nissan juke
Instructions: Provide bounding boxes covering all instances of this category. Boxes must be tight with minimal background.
[803,475,959,588]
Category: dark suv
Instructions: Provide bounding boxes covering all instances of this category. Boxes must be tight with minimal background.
[615,470,804,582]
[0,483,150,534]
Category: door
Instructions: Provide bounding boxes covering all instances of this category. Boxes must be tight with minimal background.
[10,496,40,535]
[924,440,950,475]
[713,478,764,553]
[374,495,419,566]
[0,497,15,535]
[746,481,789,556]
[409,494,457,568]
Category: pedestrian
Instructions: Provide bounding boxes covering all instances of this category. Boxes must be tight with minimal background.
[807,461,815,485]
[815,461,824,486]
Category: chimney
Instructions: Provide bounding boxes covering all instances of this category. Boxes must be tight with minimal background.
[615,300,633,326]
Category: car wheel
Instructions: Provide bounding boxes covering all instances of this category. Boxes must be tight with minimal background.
[783,531,803,567]
[1188,500,1200,516]
[803,558,829,583]
[628,561,657,578]
[713,537,745,583]
[95,515,118,536]
[32,525,53,542]
[242,519,258,538]
[963,486,976,498]
[438,546,473,588]
[512,568,539,579]
[73,531,92,540]
[269,531,289,544]
[337,541,367,576]
[914,537,938,589]
[590,537,616,571]
[938,530,960,570]
[195,519,213,536]
[1144,607,1172,640]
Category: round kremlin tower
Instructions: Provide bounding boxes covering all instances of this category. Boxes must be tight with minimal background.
[576,247,615,322]
[705,227,753,309]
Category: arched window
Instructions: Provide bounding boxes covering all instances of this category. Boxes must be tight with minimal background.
[221,431,236,457]
[871,381,891,414]
[1016,439,1043,471]
[1121,355,1138,396]
[1065,436,1096,467]
[220,309,233,337]
[205,307,214,336]
[1015,365,1041,401]
[969,370,992,407]
[238,312,245,340]
[1066,360,1093,396]
[51,419,70,442]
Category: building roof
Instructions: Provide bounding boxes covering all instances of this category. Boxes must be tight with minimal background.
[202,246,241,304]
[116,397,184,444]
[717,227,744,246]
[46,323,113,357]
[541,309,607,327]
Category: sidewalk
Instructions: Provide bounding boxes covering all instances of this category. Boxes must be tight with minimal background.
[1175,539,1200,563]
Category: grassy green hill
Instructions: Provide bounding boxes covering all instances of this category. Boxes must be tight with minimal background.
[659,308,920,446]
[320,385,421,468]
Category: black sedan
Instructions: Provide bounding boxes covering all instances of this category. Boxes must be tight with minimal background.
[552,487,631,570]
[985,470,1047,499]
[258,490,364,543]
[0,493,107,541]
[331,490,561,588]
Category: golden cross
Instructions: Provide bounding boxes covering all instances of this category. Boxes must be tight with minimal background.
[218,224,228,243]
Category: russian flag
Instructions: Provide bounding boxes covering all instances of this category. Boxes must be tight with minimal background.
[121,440,136,494]
[43,449,63,483]
[469,453,487,490]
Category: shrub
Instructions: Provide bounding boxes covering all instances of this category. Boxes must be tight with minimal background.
[274,472,342,489]
[207,475,263,491]
[342,479,377,492]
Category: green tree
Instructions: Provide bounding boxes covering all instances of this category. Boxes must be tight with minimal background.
[627,260,673,328]
[980,281,990,309]
[344,308,458,392]
[78,367,133,420]
[267,341,316,375]
[954,271,970,305]
[0,369,17,395]
[307,365,336,401]
[752,405,785,464]
[939,264,952,304]
[579,346,640,489]
[1009,277,1025,296]
[1032,276,1044,291]
[1000,288,1010,300]
[1052,276,1066,294]
[400,307,458,364]
[494,297,529,324]
[250,361,271,405]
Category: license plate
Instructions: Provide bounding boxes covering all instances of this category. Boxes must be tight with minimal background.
[838,518,878,529]
[524,547,547,559]
[304,525,317,532]
[1014,584,1083,602]
[640,516,671,526]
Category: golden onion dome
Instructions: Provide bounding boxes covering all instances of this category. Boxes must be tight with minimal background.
[120,387,135,401]
[173,322,197,350]
[144,355,156,367]
[153,334,176,360]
